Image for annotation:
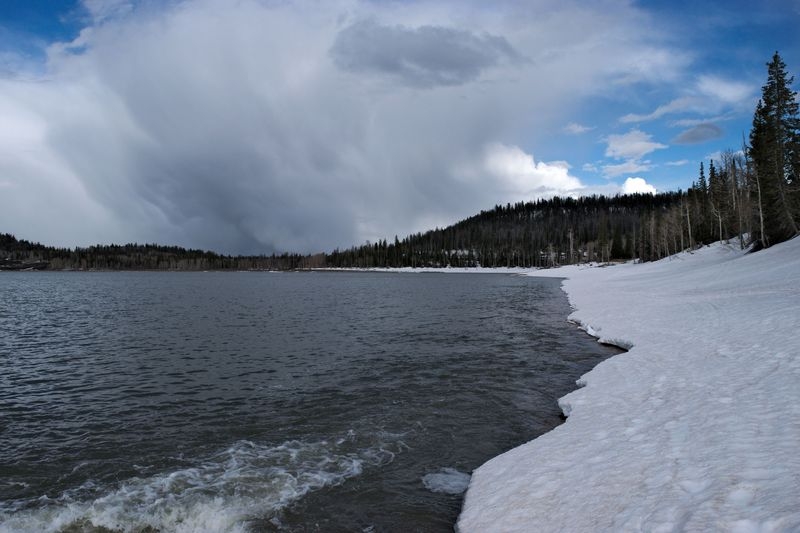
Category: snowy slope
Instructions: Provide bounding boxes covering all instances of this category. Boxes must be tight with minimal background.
[458,238,800,532]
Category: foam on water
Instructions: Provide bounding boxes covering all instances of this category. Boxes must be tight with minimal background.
[422,468,471,495]
[0,433,400,533]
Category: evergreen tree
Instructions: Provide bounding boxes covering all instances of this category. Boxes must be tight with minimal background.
[708,159,729,242]
[610,224,625,259]
[695,162,713,243]
[749,51,800,246]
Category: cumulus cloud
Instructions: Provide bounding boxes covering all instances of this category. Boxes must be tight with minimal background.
[0,0,687,254]
[673,122,723,144]
[461,143,653,201]
[605,129,667,160]
[479,143,584,196]
[330,19,522,88]
[622,177,657,195]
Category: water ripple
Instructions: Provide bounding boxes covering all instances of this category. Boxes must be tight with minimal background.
[0,272,619,531]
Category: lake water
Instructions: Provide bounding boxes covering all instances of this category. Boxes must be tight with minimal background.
[0,271,620,532]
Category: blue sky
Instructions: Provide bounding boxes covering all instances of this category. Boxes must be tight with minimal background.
[0,1,83,70]
[1,0,799,253]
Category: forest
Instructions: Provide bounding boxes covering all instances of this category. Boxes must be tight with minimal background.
[1,53,798,271]
[0,234,322,271]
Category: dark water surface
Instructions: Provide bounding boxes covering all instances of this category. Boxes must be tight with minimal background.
[0,272,620,532]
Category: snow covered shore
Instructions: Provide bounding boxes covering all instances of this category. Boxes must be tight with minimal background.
[458,238,800,532]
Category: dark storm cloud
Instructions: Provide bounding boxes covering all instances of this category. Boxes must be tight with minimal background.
[672,122,724,144]
[330,19,522,88]
[0,0,684,255]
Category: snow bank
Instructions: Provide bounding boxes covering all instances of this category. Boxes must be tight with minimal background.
[320,266,533,274]
[458,239,800,532]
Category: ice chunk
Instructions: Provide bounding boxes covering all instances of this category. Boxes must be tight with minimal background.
[422,468,471,494]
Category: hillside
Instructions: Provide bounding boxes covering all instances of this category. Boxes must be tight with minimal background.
[327,191,736,268]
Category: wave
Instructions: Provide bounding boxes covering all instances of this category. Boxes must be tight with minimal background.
[0,431,403,533]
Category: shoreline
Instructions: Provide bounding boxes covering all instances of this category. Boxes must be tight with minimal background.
[457,239,800,532]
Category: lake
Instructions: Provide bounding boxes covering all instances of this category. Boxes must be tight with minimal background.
[0,271,620,532]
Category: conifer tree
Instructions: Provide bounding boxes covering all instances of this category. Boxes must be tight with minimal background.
[695,162,712,242]
[708,160,729,242]
[749,52,800,246]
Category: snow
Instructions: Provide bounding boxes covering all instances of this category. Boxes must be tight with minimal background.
[458,238,800,532]
[320,266,532,274]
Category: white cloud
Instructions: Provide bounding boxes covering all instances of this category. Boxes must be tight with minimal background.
[619,97,697,123]
[601,129,663,179]
[605,129,667,160]
[0,82,124,246]
[564,122,593,134]
[462,143,655,201]
[602,159,653,178]
[622,177,657,195]
[665,159,689,166]
[619,75,755,125]
[480,143,584,197]
[582,163,599,172]
[696,75,754,105]
[82,0,134,23]
[607,47,691,86]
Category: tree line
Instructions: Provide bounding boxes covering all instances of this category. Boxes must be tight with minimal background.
[2,53,797,271]
[0,234,325,271]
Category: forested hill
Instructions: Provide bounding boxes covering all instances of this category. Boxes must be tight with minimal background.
[328,193,677,268]
[0,234,320,271]
[327,190,731,268]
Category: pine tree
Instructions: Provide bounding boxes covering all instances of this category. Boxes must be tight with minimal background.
[749,51,800,246]
[610,224,625,259]
[708,159,730,242]
[695,162,713,243]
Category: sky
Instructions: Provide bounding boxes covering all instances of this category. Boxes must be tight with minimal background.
[1,0,798,254]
